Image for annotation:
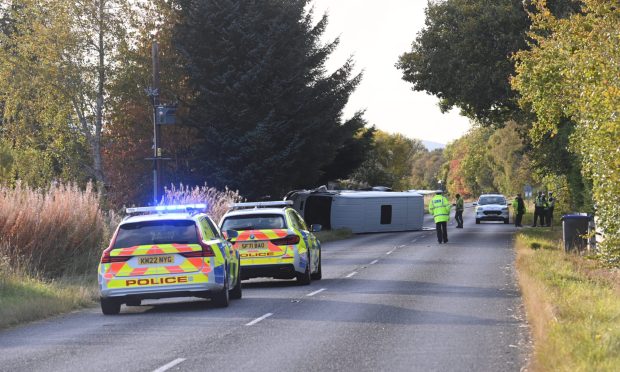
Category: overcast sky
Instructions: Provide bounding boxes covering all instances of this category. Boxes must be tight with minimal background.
[310,0,471,145]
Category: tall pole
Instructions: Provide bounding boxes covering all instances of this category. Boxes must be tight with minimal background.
[152,41,161,204]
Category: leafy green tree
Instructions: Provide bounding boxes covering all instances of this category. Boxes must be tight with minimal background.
[172,0,368,199]
[410,148,445,190]
[397,0,530,125]
[443,127,496,197]
[0,0,134,188]
[351,130,426,190]
[513,0,619,264]
[486,121,533,196]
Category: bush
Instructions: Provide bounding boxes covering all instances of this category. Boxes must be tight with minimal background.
[162,183,243,222]
[0,182,110,277]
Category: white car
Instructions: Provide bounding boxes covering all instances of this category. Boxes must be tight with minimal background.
[474,194,509,224]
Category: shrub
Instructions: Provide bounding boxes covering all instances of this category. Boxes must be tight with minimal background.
[162,183,243,222]
[0,182,109,277]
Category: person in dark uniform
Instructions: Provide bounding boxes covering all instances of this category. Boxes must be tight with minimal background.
[512,194,526,227]
[454,193,464,228]
[546,191,555,227]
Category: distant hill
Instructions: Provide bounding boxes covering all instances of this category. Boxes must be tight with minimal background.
[422,140,445,151]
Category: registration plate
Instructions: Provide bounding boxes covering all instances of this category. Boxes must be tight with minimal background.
[138,255,175,265]
[240,241,267,250]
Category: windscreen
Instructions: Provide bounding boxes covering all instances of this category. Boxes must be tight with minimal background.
[478,196,506,205]
[113,220,199,249]
[221,214,286,231]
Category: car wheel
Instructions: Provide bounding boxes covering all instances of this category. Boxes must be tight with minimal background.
[230,267,242,300]
[296,251,311,285]
[475,219,481,224]
[311,250,322,280]
[211,270,230,308]
[504,218,509,224]
[100,297,121,315]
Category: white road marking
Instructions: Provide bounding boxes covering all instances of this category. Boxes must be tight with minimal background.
[398,245,405,248]
[306,288,326,297]
[386,250,394,255]
[370,259,379,265]
[345,271,358,278]
[152,358,186,372]
[245,313,273,326]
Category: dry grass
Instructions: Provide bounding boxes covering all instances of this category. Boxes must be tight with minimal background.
[0,181,111,277]
[162,183,243,222]
[515,228,620,371]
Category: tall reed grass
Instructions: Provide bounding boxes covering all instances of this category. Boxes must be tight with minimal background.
[162,183,243,222]
[0,182,114,277]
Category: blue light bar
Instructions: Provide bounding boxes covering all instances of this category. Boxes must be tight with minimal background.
[126,203,208,214]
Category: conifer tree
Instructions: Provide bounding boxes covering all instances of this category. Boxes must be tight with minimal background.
[173,0,368,198]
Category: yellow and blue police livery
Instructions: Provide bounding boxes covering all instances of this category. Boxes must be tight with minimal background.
[220,201,322,285]
[98,204,241,315]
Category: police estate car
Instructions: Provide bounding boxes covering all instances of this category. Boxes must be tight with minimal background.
[98,204,241,315]
[220,201,322,285]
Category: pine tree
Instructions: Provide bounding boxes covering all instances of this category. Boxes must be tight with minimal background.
[173,0,367,198]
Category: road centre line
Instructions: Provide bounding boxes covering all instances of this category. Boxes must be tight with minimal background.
[370,259,378,265]
[152,358,186,372]
[345,271,358,278]
[399,244,405,248]
[245,313,273,326]
[306,288,326,297]
[386,250,394,255]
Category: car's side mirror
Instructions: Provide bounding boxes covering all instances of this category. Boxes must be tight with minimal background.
[225,229,238,241]
[311,224,322,232]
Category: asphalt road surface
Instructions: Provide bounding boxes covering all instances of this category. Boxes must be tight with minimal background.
[0,207,530,372]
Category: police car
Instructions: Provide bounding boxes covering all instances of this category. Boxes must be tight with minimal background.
[98,204,241,315]
[220,201,322,285]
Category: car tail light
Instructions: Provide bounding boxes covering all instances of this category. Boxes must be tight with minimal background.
[271,235,300,246]
[198,240,216,257]
[100,250,130,263]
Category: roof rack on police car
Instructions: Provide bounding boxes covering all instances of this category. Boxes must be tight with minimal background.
[126,203,207,215]
[230,201,293,210]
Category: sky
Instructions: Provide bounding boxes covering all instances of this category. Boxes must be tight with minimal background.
[310,0,471,146]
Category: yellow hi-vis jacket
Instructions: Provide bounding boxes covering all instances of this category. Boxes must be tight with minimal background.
[429,194,451,223]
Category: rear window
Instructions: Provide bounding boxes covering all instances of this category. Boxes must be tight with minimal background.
[221,214,286,231]
[113,220,199,249]
[478,196,506,205]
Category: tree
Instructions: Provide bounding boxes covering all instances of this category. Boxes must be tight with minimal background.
[410,148,445,190]
[486,121,533,197]
[397,0,530,125]
[351,130,426,190]
[172,0,367,199]
[512,0,620,264]
[0,0,134,188]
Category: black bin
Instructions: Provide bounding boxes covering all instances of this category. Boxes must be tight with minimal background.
[561,214,591,252]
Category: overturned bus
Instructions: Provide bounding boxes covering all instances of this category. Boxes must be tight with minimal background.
[285,189,424,233]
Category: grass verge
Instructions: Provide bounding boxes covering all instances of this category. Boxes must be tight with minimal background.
[0,270,97,330]
[515,227,620,371]
[315,228,353,243]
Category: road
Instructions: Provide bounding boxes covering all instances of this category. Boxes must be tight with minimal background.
[0,208,530,372]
